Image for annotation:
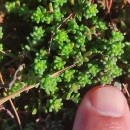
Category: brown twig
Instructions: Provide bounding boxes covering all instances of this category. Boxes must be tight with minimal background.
[3,52,27,67]
[0,73,4,84]
[48,13,73,54]
[2,106,15,119]
[0,62,75,102]
[0,73,23,130]
[57,13,73,30]
[9,64,25,89]
[9,100,22,130]
[122,84,130,97]
[0,62,75,128]
[48,32,55,54]
[104,0,113,14]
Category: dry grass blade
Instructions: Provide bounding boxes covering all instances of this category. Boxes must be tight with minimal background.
[50,64,76,78]
[0,62,74,129]
[0,83,39,105]
[0,73,23,130]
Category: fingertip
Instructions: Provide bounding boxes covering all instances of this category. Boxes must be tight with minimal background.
[87,85,125,117]
[73,85,130,130]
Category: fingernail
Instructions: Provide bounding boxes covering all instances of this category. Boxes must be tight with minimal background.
[89,86,125,117]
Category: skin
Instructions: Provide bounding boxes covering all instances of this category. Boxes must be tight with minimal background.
[73,85,130,130]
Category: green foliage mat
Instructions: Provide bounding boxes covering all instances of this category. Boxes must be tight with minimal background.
[0,0,130,129]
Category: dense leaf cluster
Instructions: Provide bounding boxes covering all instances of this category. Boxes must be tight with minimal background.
[1,1,130,126]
